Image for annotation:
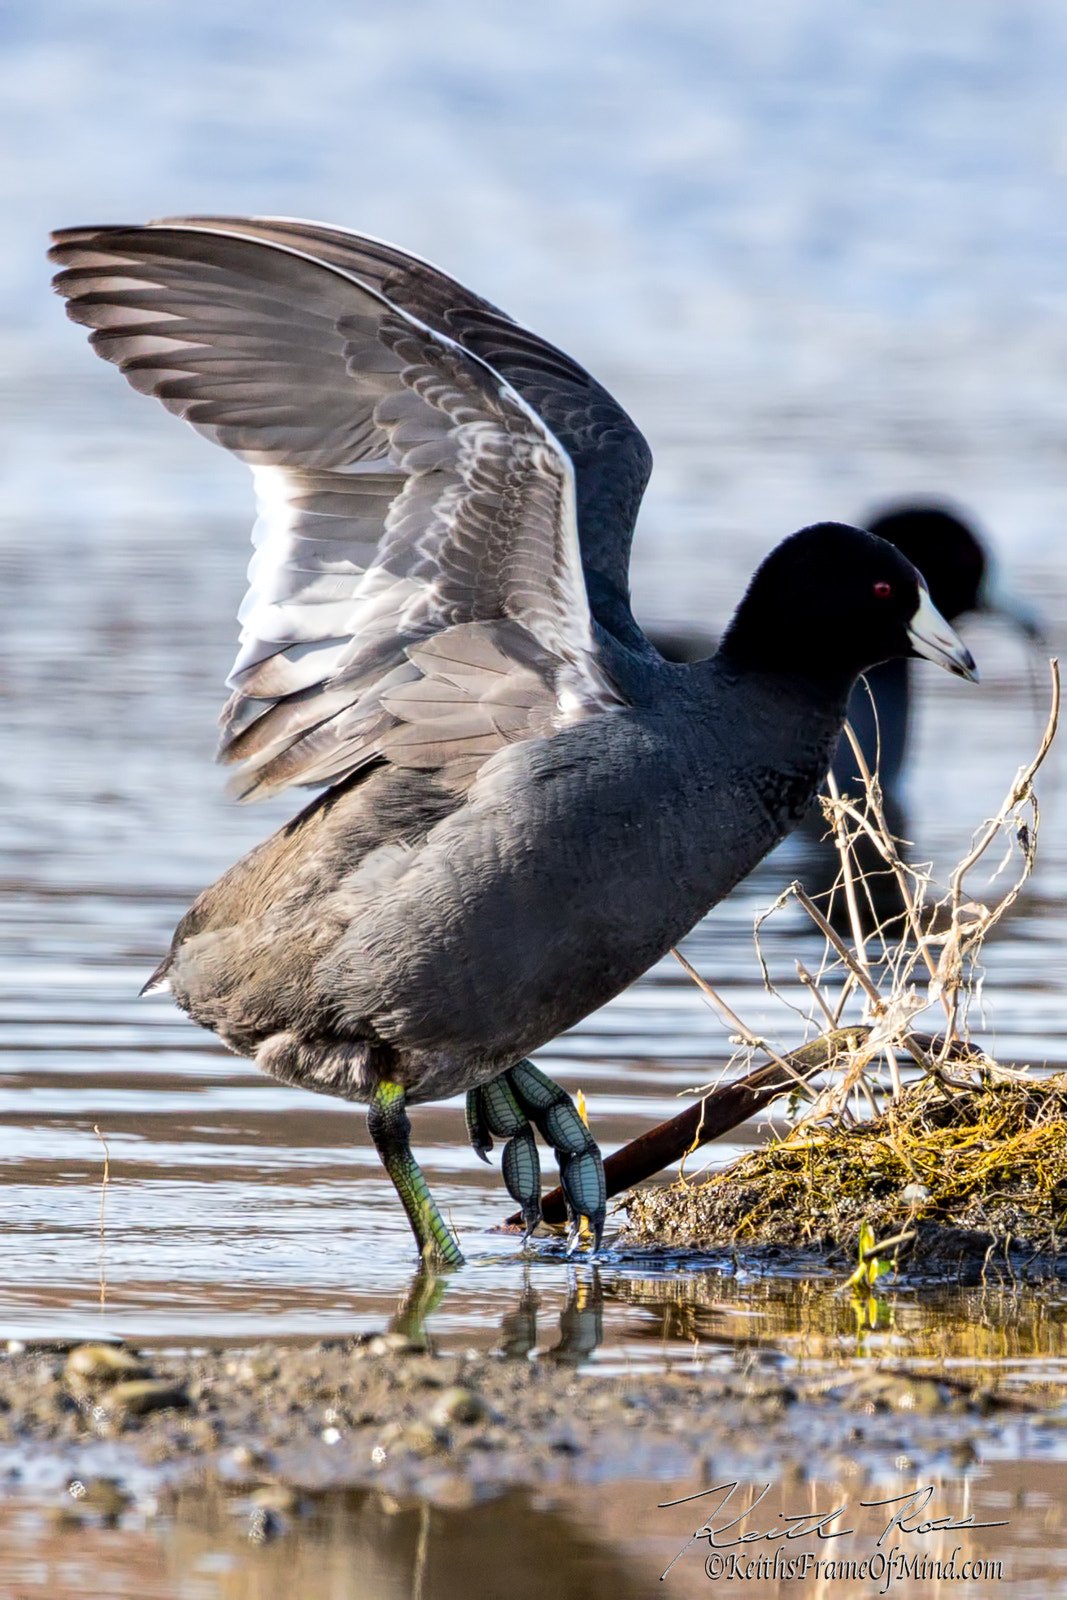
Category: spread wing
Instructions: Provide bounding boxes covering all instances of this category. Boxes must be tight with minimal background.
[49,222,626,800]
[153,214,654,643]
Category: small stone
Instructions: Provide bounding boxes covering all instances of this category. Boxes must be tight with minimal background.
[248,1485,297,1513]
[105,1380,189,1417]
[65,1346,149,1384]
[426,1387,494,1428]
[236,1356,278,1384]
[364,1332,425,1358]
[48,1477,131,1527]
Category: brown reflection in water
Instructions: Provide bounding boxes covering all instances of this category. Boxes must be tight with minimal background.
[606,1269,1067,1394]
[1,1467,1065,1600]
[0,1484,658,1600]
[485,1271,604,1367]
[70,1259,1067,1393]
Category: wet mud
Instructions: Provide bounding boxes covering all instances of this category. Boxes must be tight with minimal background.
[0,1320,1056,1512]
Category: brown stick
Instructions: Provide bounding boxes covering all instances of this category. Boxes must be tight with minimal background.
[500,1028,986,1231]
[502,1026,869,1230]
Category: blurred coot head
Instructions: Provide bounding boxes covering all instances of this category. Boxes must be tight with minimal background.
[863,502,986,625]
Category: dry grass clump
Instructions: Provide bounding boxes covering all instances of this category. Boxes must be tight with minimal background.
[627,1070,1067,1259]
[625,661,1063,1272]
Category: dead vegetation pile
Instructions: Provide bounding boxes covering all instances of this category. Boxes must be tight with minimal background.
[623,661,1064,1276]
[625,1070,1067,1263]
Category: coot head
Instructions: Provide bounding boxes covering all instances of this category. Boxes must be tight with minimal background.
[719,521,978,689]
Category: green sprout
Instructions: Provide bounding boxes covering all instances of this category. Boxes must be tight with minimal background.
[846,1220,892,1292]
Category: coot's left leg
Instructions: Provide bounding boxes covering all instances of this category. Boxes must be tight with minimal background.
[367,1080,465,1268]
[508,1061,606,1254]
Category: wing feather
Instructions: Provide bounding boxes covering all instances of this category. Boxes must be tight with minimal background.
[50,221,626,798]
[151,214,654,641]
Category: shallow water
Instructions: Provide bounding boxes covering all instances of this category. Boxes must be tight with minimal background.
[7,0,1067,1590]
[0,1467,1058,1600]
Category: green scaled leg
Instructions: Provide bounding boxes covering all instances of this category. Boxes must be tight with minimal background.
[508,1060,606,1255]
[466,1076,542,1244]
[368,1081,464,1268]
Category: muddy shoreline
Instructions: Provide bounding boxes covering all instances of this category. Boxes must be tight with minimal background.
[618,1220,1067,1286]
[2,1317,1064,1525]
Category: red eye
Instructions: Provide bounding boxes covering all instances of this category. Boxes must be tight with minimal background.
[873,581,893,599]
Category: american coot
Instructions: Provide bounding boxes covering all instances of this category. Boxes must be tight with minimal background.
[650,503,1038,805]
[651,503,1040,928]
[49,218,977,1267]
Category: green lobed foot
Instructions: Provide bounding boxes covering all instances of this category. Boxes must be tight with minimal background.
[466,1077,543,1242]
[506,1061,606,1254]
